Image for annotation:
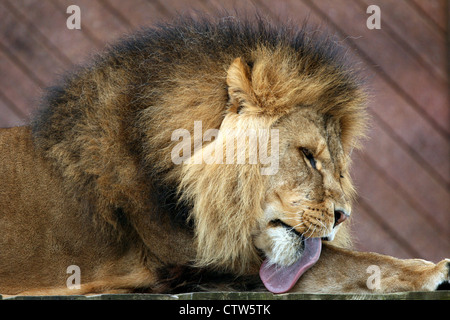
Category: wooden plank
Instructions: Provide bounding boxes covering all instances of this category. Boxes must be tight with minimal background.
[0,98,27,128]
[102,0,167,28]
[358,149,446,235]
[204,0,263,15]
[304,0,448,135]
[152,0,211,18]
[0,1,65,87]
[352,152,450,262]
[7,0,101,67]
[367,77,450,187]
[98,0,134,29]
[0,47,41,122]
[351,202,414,259]
[359,0,447,81]
[410,0,447,32]
[4,0,73,67]
[356,120,449,233]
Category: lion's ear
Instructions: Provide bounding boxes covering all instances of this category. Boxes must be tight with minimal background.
[226,58,258,114]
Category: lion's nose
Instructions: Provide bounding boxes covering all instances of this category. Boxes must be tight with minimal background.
[334,210,348,227]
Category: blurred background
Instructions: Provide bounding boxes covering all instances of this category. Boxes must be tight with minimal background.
[0,0,448,262]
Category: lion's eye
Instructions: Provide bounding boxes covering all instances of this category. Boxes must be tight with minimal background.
[301,148,317,169]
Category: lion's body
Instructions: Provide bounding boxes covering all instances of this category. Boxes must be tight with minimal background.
[0,127,172,294]
[0,17,448,295]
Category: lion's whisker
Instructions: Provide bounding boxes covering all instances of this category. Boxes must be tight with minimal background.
[302,223,313,240]
[288,222,305,231]
[315,219,329,234]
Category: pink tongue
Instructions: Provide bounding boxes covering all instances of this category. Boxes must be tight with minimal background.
[259,237,322,294]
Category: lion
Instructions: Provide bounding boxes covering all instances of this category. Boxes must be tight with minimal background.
[0,16,448,296]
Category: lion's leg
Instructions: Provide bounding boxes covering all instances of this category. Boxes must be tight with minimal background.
[8,283,135,297]
[3,266,156,297]
[292,244,449,294]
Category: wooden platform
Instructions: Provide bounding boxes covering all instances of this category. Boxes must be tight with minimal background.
[2,290,449,300]
[0,0,448,262]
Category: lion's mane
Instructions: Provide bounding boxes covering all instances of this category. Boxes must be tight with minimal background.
[31,16,366,276]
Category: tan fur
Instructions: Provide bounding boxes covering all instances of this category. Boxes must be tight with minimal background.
[293,245,450,294]
[0,17,448,295]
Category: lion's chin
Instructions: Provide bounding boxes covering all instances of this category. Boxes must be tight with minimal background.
[256,218,333,267]
[263,225,304,267]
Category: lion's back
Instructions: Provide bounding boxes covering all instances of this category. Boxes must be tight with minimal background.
[0,127,73,264]
[0,126,48,214]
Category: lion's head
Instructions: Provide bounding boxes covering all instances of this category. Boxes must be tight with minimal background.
[176,43,367,285]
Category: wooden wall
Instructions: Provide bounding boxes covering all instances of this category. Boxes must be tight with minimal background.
[0,0,448,262]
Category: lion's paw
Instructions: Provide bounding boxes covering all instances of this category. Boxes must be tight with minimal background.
[434,259,450,291]
[404,258,449,292]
